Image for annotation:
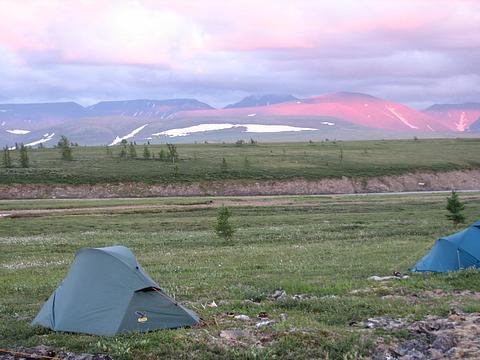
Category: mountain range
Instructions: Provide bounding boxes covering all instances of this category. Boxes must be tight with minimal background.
[0,92,479,147]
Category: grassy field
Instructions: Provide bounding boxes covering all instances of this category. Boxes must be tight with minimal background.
[1,193,480,359]
[1,138,479,185]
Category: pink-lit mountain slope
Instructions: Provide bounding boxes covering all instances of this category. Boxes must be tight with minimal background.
[424,103,480,131]
[179,92,448,132]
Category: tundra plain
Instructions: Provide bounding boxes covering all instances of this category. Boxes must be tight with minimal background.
[1,193,480,359]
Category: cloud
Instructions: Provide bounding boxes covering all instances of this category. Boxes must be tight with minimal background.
[0,0,479,107]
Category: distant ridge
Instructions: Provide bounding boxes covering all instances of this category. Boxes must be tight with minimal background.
[425,102,480,131]
[426,103,480,111]
[1,92,479,147]
[224,94,298,109]
[86,98,213,118]
[0,101,85,119]
[467,117,480,131]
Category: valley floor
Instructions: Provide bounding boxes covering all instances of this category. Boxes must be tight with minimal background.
[1,193,480,358]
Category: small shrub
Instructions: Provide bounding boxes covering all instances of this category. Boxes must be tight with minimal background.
[158,149,165,161]
[128,143,137,158]
[2,146,12,168]
[19,144,29,168]
[214,206,235,241]
[221,158,228,172]
[243,156,250,169]
[57,135,73,160]
[143,145,151,160]
[446,190,465,226]
[166,143,179,163]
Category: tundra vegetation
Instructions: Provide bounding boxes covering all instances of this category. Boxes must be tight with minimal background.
[0,138,479,185]
[1,192,480,359]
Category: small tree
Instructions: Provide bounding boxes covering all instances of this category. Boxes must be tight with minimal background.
[214,206,235,241]
[158,148,165,161]
[57,135,73,160]
[243,155,250,169]
[105,146,113,157]
[143,145,151,160]
[128,143,137,158]
[19,144,29,168]
[221,157,228,172]
[2,146,12,168]
[446,190,465,226]
[119,143,127,159]
[166,143,178,164]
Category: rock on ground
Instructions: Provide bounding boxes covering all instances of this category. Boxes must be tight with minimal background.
[0,346,112,360]
[368,312,480,359]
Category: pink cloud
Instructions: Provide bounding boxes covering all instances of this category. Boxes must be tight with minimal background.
[0,0,479,65]
[0,0,479,106]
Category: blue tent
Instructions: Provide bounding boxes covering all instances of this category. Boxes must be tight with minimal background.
[411,221,480,272]
[32,246,199,335]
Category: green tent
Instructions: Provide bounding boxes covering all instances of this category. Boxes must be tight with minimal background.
[32,246,199,335]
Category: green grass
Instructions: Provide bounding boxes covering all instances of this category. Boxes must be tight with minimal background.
[1,138,479,184]
[1,193,480,359]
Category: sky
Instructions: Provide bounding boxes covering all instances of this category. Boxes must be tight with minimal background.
[0,0,479,108]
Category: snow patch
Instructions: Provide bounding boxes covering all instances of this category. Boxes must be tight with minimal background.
[240,124,317,133]
[0,109,8,113]
[387,107,419,129]
[456,112,468,131]
[247,113,256,117]
[25,133,55,147]
[153,123,235,137]
[153,123,317,137]
[6,129,30,134]
[320,121,335,126]
[1,121,5,126]
[109,124,149,146]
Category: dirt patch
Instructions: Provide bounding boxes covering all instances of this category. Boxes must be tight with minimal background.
[0,169,479,199]
[0,198,312,218]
